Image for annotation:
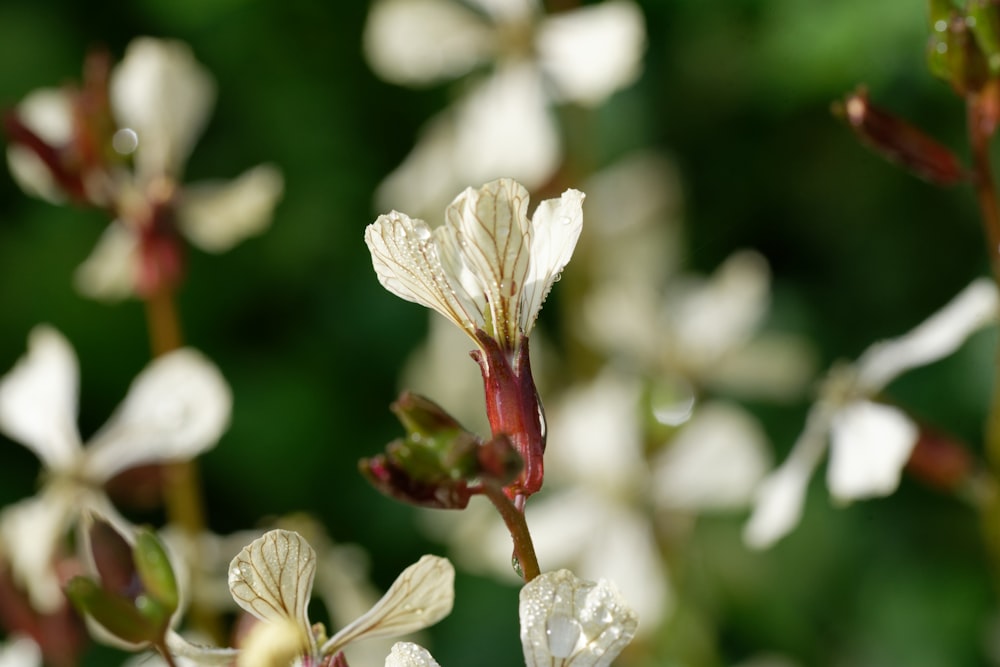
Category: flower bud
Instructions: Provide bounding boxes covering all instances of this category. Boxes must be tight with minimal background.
[133,528,179,616]
[65,576,160,645]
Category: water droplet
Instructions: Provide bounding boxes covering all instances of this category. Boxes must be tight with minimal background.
[650,375,696,426]
[936,41,948,54]
[546,614,582,658]
[112,128,138,155]
[559,215,573,225]
[934,19,948,33]
[414,225,431,241]
[511,552,524,578]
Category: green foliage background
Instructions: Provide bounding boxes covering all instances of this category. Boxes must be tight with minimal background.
[0,0,997,665]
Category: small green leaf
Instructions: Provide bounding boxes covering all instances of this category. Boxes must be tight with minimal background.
[65,576,158,645]
[133,528,179,613]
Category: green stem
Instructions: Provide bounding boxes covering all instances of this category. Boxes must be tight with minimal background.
[482,483,541,582]
[966,88,1000,584]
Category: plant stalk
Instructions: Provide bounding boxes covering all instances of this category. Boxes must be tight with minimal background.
[482,482,540,582]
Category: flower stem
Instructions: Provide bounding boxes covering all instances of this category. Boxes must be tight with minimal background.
[966,86,1000,584]
[482,482,540,582]
[143,285,218,637]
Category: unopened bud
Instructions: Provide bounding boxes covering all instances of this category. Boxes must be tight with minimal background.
[133,528,179,615]
[906,427,975,492]
[65,576,159,645]
[835,88,967,185]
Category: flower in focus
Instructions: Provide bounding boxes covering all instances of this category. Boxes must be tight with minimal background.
[385,568,638,667]
[744,277,999,548]
[227,529,454,666]
[365,178,584,500]
[5,37,284,301]
[0,325,231,613]
[364,0,645,217]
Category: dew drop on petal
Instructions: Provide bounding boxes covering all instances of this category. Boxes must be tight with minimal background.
[414,224,431,241]
[546,614,582,658]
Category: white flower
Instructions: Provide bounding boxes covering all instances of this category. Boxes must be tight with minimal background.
[0,325,232,612]
[228,530,454,665]
[365,0,645,217]
[0,636,42,667]
[6,37,283,301]
[366,178,584,350]
[744,277,1000,549]
[385,568,637,667]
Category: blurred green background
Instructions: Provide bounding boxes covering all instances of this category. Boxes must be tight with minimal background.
[0,0,998,665]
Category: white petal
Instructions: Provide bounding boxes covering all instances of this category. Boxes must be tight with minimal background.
[375,66,560,219]
[442,178,532,345]
[385,642,442,667]
[82,349,232,481]
[74,220,140,301]
[236,616,309,667]
[536,1,646,106]
[6,88,74,203]
[365,210,482,335]
[110,37,216,181]
[228,530,316,629]
[165,632,240,665]
[0,490,76,613]
[323,555,454,654]
[177,164,284,252]
[0,635,42,667]
[0,325,81,470]
[742,461,812,550]
[653,401,771,511]
[667,251,771,372]
[827,400,918,502]
[519,569,638,667]
[521,187,584,335]
[467,0,538,21]
[363,0,495,86]
[855,277,999,392]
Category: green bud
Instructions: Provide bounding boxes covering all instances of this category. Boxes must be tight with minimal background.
[969,0,1000,73]
[928,0,992,92]
[65,576,159,645]
[133,528,179,614]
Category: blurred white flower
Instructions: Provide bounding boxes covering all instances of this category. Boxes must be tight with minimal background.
[228,529,454,665]
[365,0,645,216]
[744,277,999,549]
[0,325,231,613]
[386,568,637,667]
[6,37,283,301]
[0,635,41,667]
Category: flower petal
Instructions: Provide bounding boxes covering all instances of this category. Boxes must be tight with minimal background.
[536,1,646,106]
[364,0,495,86]
[228,530,316,630]
[855,277,999,392]
[519,569,638,667]
[384,642,442,667]
[741,461,812,550]
[366,210,482,335]
[827,400,918,502]
[0,635,42,667]
[0,325,81,470]
[0,490,76,614]
[442,178,532,345]
[322,555,454,655]
[5,88,74,203]
[82,349,232,481]
[177,164,284,253]
[110,37,216,182]
[521,187,584,336]
[73,220,140,302]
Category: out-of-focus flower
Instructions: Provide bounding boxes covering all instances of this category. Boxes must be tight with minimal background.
[228,529,454,666]
[365,0,645,217]
[365,178,583,500]
[5,37,283,301]
[0,636,41,667]
[0,325,231,613]
[744,277,999,549]
[385,568,638,667]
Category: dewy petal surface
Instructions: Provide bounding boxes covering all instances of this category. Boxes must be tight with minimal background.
[82,349,232,481]
[110,37,216,182]
[536,1,646,106]
[827,400,918,502]
[0,326,82,471]
[366,211,482,335]
[519,569,638,667]
[363,0,495,86]
[384,642,442,667]
[323,555,455,655]
[228,529,317,629]
[177,164,285,253]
